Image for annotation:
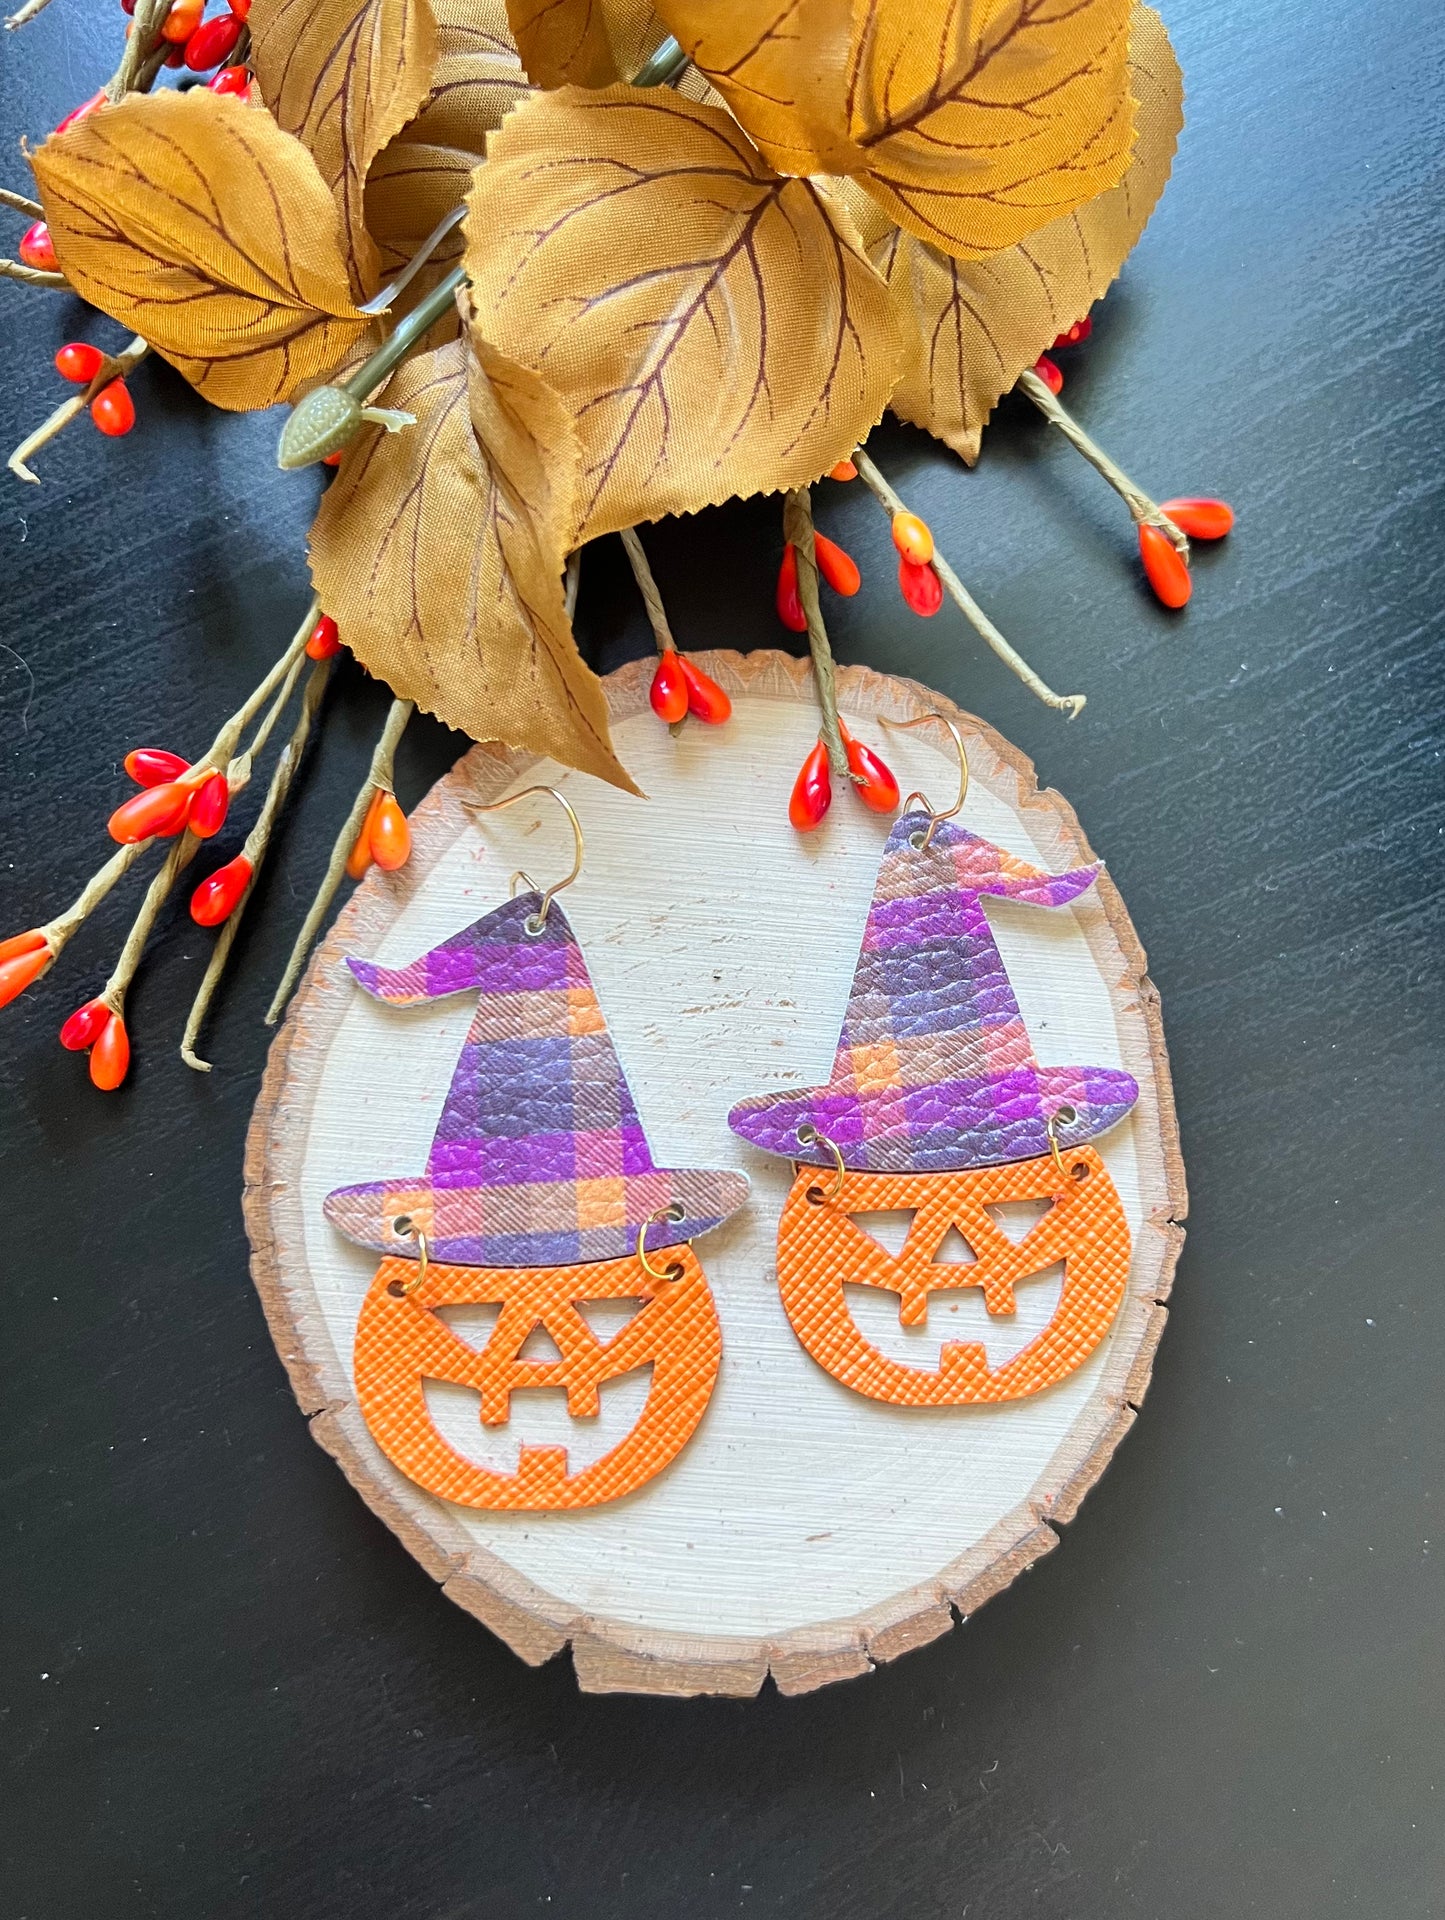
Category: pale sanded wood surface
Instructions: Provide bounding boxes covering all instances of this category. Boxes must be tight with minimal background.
[243,650,1184,1695]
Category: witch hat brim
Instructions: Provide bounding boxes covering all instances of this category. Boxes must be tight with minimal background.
[325,894,748,1269]
[727,813,1139,1175]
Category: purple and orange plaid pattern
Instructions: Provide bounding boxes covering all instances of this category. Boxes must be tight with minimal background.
[324,894,748,1269]
[727,813,1139,1173]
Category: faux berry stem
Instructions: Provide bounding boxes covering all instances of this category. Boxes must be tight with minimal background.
[0,188,42,218]
[9,335,149,485]
[619,527,687,738]
[851,449,1087,719]
[1015,368,1188,556]
[106,0,168,102]
[4,0,59,27]
[782,487,849,779]
[0,257,66,289]
[265,696,414,1025]
[181,656,335,1072]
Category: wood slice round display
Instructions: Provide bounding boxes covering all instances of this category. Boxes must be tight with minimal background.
[244,651,1185,1697]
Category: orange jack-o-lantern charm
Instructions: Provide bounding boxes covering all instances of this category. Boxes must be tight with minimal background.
[353,1245,722,1509]
[324,791,748,1512]
[775,1146,1129,1405]
[729,767,1141,1407]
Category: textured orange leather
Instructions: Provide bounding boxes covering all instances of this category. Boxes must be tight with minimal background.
[353,1246,721,1509]
[776,1145,1130,1404]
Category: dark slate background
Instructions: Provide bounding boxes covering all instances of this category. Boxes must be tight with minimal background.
[3,1,1443,1914]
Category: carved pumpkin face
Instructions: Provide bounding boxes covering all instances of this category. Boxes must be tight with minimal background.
[776,1144,1130,1405]
[353,1248,721,1509]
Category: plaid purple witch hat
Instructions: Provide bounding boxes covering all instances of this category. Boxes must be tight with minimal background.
[325,893,748,1269]
[727,812,1139,1174]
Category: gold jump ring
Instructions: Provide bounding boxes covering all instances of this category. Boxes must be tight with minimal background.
[390,1214,430,1295]
[637,1203,686,1283]
[797,1124,846,1203]
[1045,1107,1078,1180]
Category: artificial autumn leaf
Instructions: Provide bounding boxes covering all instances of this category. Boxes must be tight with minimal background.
[654,0,1136,260]
[463,85,899,539]
[31,91,368,413]
[427,0,519,58]
[309,334,639,793]
[248,0,439,300]
[366,48,532,276]
[504,0,668,88]
[852,4,1181,463]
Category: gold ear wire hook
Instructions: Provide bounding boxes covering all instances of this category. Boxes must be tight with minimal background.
[637,1204,686,1283]
[881,712,969,851]
[796,1124,846,1203]
[465,785,585,932]
[391,1214,430,1295]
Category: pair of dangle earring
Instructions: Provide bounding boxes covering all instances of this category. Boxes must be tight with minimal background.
[328,726,1138,1515]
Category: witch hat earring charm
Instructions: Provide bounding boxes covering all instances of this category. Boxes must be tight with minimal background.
[326,786,749,1510]
[727,718,1137,1407]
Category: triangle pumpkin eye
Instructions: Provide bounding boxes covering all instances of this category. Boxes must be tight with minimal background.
[844,1210,913,1257]
[930,1225,977,1265]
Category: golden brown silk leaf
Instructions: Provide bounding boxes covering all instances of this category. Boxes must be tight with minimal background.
[427,0,522,58]
[655,0,1136,259]
[504,0,669,87]
[248,0,439,299]
[463,86,898,539]
[31,91,368,413]
[854,3,1181,462]
[309,336,640,794]
[366,48,532,275]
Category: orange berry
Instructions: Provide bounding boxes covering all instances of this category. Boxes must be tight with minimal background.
[347,793,381,879]
[368,792,411,871]
[1033,354,1064,396]
[1139,523,1192,608]
[828,459,858,481]
[649,650,688,724]
[108,780,193,843]
[775,544,807,632]
[18,221,57,272]
[839,720,899,814]
[788,741,832,832]
[91,379,136,437]
[0,943,50,1009]
[1158,496,1234,541]
[60,999,110,1051]
[678,655,731,724]
[161,0,203,42]
[1052,315,1093,348]
[89,1012,130,1090]
[306,614,341,660]
[813,531,861,597]
[55,342,105,384]
[0,928,47,965]
[890,510,934,567]
[321,449,343,468]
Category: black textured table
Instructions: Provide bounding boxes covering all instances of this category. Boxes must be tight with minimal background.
[3,2,1443,1914]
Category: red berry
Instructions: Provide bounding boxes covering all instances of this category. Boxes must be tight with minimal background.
[207,63,250,95]
[678,655,732,724]
[187,771,230,839]
[108,780,192,844]
[0,928,47,965]
[306,614,341,660]
[90,379,136,437]
[321,449,343,468]
[18,221,57,272]
[890,510,933,566]
[55,90,106,136]
[839,720,899,814]
[775,544,807,633]
[788,741,832,832]
[124,747,190,787]
[1052,315,1093,348]
[1033,353,1064,396]
[1157,496,1234,541]
[89,1012,130,1090]
[369,793,411,871]
[829,459,858,481]
[1139,523,1192,609]
[120,0,136,12]
[649,649,688,724]
[0,942,50,1008]
[190,854,252,926]
[184,11,243,69]
[813,531,861,597]
[347,793,380,879]
[55,342,105,384]
[60,999,111,1051]
[898,555,943,617]
[228,0,250,15]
